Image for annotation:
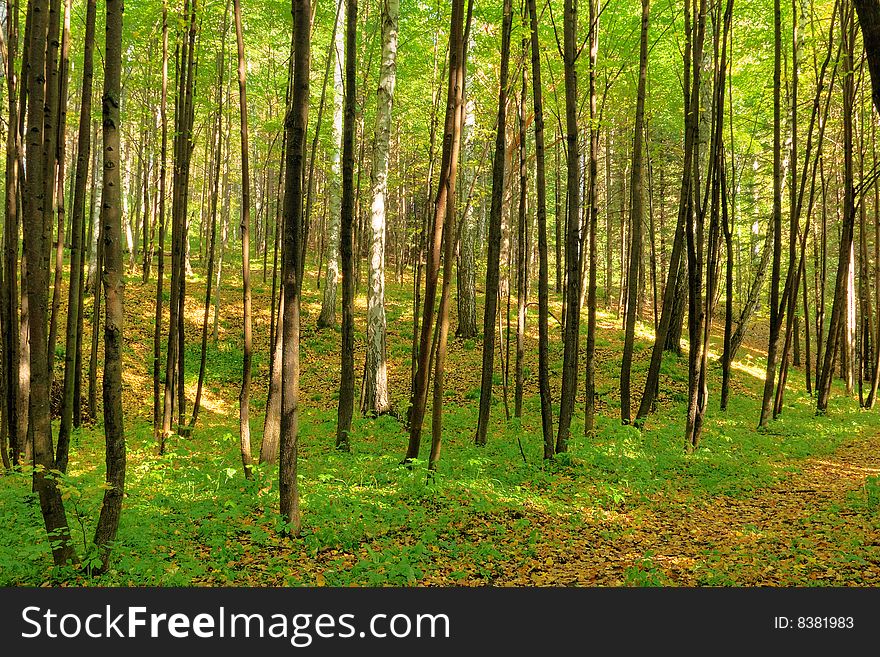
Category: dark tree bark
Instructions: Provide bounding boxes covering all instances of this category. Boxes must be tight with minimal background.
[336,0,358,451]
[620,0,649,425]
[817,0,856,413]
[683,0,707,452]
[153,1,169,433]
[93,0,126,573]
[44,0,65,387]
[23,0,76,566]
[190,3,229,432]
[233,0,254,476]
[854,0,880,112]
[527,0,554,456]
[57,0,97,473]
[474,0,512,448]
[758,0,785,428]
[428,0,471,471]
[404,0,466,462]
[584,0,600,436]
[1,0,21,465]
[555,0,582,454]
[514,41,528,420]
[280,0,310,536]
[162,0,197,449]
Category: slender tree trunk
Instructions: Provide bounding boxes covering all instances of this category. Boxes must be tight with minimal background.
[758,0,785,427]
[153,2,169,433]
[93,0,126,573]
[233,0,254,476]
[527,0,554,455]
[555,0,582,454]
[514,44,528,420]
[584,0,600,436]
[336,0,358,451]
[57,0,97,473]
[474,0,512,448]
[362,0,398,416]
[817,1,855,413]
[428,0,471,470]
[280,0,310,536]
[46,0,68,388]
[405,0,466,462]
[23,0,76,567]
[683,0,707,452]
[190,4,229,432]
[2,0,21,465]
[317,0,345,330]
[620,0,649,425]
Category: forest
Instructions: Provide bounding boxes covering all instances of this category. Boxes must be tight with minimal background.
[0,0,879,587]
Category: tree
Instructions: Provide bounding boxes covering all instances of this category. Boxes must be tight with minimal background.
[153,1,169,434]
[404,0,467,464]
[57,0,98,473]
[556,0,582,454]
[94,0,127,573]
[584,0,600,436]
[620,0,649,425]
[317,0,345,329]
[527,0,553,456]
[854,0,880,112]
[22,0,76,567]
[280,0,311,537]
[234,0,255,477]
[817,0,856,413]
[361,0,398,417]
[336,0,358,451]
[758,0,785,428]
[1,0,22,466]
[474,0,513,448]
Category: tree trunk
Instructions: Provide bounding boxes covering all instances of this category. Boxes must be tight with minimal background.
[428,0,471,470]
[57,0,97,473]
[362,0,398,416]
[514,48,528,420]
[190,4,229,432]
[23,0,76,567]
[555,0,582,454]
[233,0,254,476]
[280,0,311,536]
[153,2,169,433]
[474,0,512,448]
[854,0,880,112]
[817,1,855,413]
[317,0,345,330]
[620,0,649,425]
[527,0,554,455]
[336,0,358,451]
[405,0,466,462]
[2,0,21,465]
[759,0,787,427]
[93,0,126,573]
[45,0,67,388]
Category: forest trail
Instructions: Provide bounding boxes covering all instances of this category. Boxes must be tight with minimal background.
[486,432,880,586]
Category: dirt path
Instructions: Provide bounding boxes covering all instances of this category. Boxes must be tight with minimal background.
[487,433,880,586]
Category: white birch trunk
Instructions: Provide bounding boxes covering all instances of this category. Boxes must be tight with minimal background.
[362,0,398,415]
[318,0,345,328]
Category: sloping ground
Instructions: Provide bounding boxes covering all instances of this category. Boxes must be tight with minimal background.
[484,433,880,586]
[175,428,880,588]
[4,268,880,587]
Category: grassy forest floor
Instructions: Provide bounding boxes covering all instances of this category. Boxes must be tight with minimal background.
[1,257,880,586]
